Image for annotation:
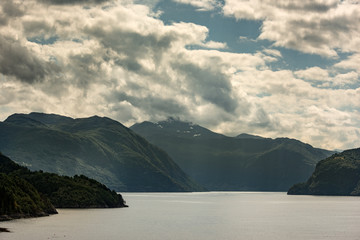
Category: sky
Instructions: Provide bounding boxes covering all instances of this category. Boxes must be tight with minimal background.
[0,0,359,151]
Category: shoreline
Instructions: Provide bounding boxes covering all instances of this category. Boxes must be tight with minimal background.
[0,212,56,222]
[0,227,10,232]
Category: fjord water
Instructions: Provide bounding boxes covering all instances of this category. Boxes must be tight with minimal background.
[2,192,360,240]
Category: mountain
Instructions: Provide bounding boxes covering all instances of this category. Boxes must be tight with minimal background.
[288,148,360,196]
[131,118,335,191]
[0,113,203,192]
[236,133,265,139]
[0,153,126,221]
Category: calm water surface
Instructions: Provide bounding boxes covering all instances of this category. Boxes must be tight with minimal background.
[1,192,360,240]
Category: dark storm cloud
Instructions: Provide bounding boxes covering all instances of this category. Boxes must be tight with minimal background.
[0,17,6,26]
[84,26,175,73]
[0,36,60,83]
[113,57,143,72]
[68,53,104,88]
[110,91,188,116]
[23,20,54,37]
[175,62,238,113]
[249,108,278,130]
[0,0,25,26]
[2,0,25,17]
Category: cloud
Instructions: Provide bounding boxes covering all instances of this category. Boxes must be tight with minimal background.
[249,107,279,130]
[173,0,222,11]
[66,52,105,88]
[262,48,282,58]
[224,66,360,148]
[335,53,360,72]
[200,40,228,49]
[1,0,25,18]
[295,67,359,88]
[295,67,329,82]
[84,25,174,74]
[108,91,188,117]
[175,62,238,113]
[0,0,25,26]
[37,0,109,5]
[274,1,338,13]
[22,19,56,40]
[223,0,360,57]
[0,35,60,83]
[331,71,359,87]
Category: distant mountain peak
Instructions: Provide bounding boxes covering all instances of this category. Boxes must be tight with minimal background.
[236,133,265,139]
[5,112,73,126]
[3,113,128,132]
[156,118,197,129]
[161,117,195,126]
[4,113,48,128]
[165,116,181,123]
[131,118,226,139]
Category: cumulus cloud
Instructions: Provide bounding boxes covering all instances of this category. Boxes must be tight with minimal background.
[173,0,222,11]
[295,67,359,88]
[200,40,228,49]
[38,0,110,5]
[0,35,60,83]
[335,53,360,72]
[108,91,188,117]
[295,67,329,82]
[223,0,360,57]
[0,0,25,26]
[175,62,237,112]
[262,48,282,58]
[331,71,359,87]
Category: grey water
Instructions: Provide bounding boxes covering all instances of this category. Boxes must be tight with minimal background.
[1,192,360,240]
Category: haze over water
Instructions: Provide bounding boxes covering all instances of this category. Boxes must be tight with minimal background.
[2,192,360,240]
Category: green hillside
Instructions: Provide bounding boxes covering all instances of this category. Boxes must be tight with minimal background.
[0,113,203,192]
[0,173,57,221]
[131,118,334,191]
[0,153,127,219]
[1,153,56,220]
[288,148,360,196]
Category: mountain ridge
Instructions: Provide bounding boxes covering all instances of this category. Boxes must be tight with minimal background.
[131,117,227,140]
[236,133,265,139]
[131,118,335,191]
[0,113,204,192]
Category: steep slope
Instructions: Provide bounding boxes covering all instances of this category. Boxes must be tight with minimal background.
[0,153,57,220]
[0,113,203,192]
[131,118,334,191]
[0,173,57,221]
[0,153,126,221]
[288,148,360,196]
